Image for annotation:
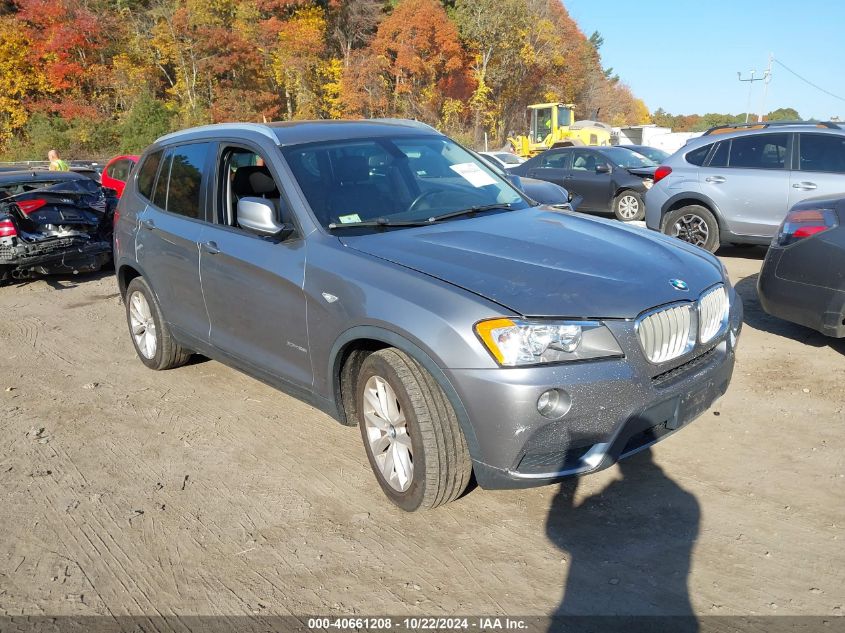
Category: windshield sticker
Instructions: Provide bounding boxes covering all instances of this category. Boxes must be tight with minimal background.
[338,213,362,224]
[450,163,497,188]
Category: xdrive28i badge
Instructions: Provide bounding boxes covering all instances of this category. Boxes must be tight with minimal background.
[670,279,689,291]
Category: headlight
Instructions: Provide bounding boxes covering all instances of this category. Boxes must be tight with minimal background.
[474,318,624,366]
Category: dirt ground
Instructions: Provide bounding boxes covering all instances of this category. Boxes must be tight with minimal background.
[0,247,843,624]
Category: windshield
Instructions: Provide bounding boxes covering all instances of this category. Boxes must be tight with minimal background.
[630,146,669,163]
[282,135,530,230]
[601,147,657,168]
[492,153,523,165]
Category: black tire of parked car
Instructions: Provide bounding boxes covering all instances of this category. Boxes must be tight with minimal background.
[125,277,193,371]
[356,348,472,512]
[612,190,645,222]
[662,204,721,253]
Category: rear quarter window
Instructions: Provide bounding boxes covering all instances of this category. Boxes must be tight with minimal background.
[685,144,711,166]
[137,151,163,200]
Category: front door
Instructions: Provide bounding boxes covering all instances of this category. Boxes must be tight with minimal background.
[199,145,312,388]
[790,133,845,214]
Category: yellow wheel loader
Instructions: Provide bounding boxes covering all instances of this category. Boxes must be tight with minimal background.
[507,103,612,158]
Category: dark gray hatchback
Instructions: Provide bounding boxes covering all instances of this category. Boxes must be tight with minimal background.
[114,120,743,511]
[758,196,845,337]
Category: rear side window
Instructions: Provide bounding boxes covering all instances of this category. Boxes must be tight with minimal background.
[151,153,171,209]
[685,144,711,166]
[539,151,569,169]
[108,159,132,182]
[709,141,729,167]
[799,133,845,173]
[137,151,163,200]
[728,133,788,169]
[166,143,210,218]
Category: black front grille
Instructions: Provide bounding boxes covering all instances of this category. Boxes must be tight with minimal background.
[651,345,718,387]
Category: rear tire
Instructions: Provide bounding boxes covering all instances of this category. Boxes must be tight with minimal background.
[125,277,192,370]
[662,204,720,252]
[356,348,472,511]
[613,190,645,221]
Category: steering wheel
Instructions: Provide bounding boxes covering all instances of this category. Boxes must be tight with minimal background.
[408,189,442,213]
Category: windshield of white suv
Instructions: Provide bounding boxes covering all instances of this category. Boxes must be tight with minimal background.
[601,147,658,168]
[282,136,531,230]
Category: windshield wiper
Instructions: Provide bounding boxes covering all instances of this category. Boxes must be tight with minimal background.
[426,203,515,222]
[327,217,433,230]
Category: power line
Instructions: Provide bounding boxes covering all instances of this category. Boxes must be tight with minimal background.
[773,57,845,103]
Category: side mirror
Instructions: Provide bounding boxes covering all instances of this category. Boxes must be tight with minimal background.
[237,197,293,239]
[595,164,610,174]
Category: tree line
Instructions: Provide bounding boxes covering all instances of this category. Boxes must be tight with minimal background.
[651,107,803,133]
[0,0,650,160]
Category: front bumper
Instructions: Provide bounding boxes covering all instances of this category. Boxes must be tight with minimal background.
[450,291,743,489]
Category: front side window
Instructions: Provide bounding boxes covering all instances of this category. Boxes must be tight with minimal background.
[728,133,788,169]
[219,147,289,229]
[282,135,529,231]
[799,133,845,173]
[137,151,163,200]
[571,150,600,171]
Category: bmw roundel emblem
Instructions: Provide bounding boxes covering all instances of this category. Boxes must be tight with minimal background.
[670,278,689,291]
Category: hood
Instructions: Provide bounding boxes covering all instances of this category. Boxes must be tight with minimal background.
[341,208,723,319]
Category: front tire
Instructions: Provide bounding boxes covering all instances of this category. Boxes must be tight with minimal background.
[613,190,645,221]
[125,277,192,370]
[662,204,720,252]
[356,348,471,511]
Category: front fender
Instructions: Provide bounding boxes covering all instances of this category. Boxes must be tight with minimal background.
[328,325,482,463]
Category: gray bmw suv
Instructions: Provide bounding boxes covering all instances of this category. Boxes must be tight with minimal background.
[646,122,845,252]
[114,120,743,511]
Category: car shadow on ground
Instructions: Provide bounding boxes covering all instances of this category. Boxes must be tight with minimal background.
[735,273,845,355]
[545,448,699,631]
[716,244,768,260]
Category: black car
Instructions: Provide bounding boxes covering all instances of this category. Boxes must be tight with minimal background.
[758,196,845,337]
[509,146,657,221]
[0,171,117,282]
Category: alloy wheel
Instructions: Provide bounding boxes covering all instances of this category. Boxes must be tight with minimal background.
[672,213,710,247]
[128,291,157,359]
[362,375,413,492]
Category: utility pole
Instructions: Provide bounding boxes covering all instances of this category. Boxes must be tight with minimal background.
[737,70,765,123]
[758,53,774,122]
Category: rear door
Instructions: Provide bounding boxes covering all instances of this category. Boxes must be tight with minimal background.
[135,143,212,344]
[700,132,791,238]
[791,133,845,209]
[198,144,311,388]
[524,149,570,186]
[567,149,612,211]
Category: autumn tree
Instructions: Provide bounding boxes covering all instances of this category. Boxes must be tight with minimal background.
[0,16,49,144]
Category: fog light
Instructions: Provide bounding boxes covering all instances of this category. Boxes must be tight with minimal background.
[537,389,572,419]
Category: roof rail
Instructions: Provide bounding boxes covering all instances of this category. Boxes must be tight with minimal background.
[703,121,842,135]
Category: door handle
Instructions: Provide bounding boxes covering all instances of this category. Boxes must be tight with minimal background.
[200,241,220,255]
[705,176,726,183]
[792,181,817,190]
[140,219,156,230]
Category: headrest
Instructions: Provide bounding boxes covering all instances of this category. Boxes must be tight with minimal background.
[233,165,278,196]
[335,156,369,183]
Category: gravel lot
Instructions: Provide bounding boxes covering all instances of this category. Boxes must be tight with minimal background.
[0,247,843,624]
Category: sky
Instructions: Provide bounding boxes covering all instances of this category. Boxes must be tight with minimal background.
[565,0,845,120]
